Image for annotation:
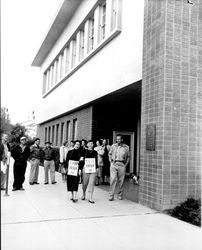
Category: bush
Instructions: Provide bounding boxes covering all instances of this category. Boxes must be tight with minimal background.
[166,198,201,227]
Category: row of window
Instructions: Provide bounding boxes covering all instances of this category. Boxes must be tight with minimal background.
[42,0,120,96]
[44,119,77,146]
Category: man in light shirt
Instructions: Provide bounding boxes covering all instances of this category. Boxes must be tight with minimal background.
[108,135,130,201]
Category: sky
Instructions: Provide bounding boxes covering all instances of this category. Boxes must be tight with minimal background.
[1,0,62,124]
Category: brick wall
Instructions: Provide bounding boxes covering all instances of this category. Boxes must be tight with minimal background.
[140,0,202,210]
[37,106,93,146]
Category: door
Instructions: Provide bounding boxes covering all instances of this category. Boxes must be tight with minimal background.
[113,131,135,174]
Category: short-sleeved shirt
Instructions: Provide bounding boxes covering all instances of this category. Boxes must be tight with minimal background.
[109,143,130,164]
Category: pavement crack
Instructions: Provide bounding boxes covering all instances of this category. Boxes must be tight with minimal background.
[2,212,159,225]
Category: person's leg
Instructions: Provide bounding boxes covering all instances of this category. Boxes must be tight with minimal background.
[50,160,56,183]
[117,165,126,199]
[44,160,49,183]
[109,163,118,200]
[82,171,89,199]
[18,163,27,189]
[29,159,36,184]
[88,173,96,202]
[1,171,6,189]
[33,159,40,183]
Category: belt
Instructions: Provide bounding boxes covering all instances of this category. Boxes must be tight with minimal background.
[114,160,124,163]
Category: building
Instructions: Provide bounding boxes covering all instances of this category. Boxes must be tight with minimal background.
[32,0,201,211]
[20,111,37,138]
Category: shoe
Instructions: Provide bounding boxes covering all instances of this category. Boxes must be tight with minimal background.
[29,182,34,185]
[70,198,73,201]
[20,188,25,191]
[81,196,85,200]
[109,197,114,201]
[95,183,99,186]
[51,181,57,184]
[72,199,78,203]
[118,196,123,200]
[89,200,95,204]
[44,182,49,185]
[12,188,17,191]
[33,182,39,184]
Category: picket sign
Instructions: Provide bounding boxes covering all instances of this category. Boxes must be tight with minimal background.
[67,160,79,176]
[84,158,96,173]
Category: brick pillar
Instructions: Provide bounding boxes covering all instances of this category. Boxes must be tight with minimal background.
[139,0,202,210]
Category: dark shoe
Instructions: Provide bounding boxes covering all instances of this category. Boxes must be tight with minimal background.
[12,188,17,191]
[70,198,73,201]
[29,182,34,185]
[20,188,25,191]
[33,182,39,184]
[51,181,57,184]
[109,197,114,201]
[44,182,49,185]
[81,196,85,200]
[72,199,78,203]
[89,200,95,204]
[95,183,99,186]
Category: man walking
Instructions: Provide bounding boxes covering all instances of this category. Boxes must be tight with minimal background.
[108,135,130,201]
[29,138,43,185]
[11,136,30,191]
[42,141,57,184]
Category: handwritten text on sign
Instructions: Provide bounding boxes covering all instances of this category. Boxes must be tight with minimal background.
[84,158,96,173]
[68,160,79,176]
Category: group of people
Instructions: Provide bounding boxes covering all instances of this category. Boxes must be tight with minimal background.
[1,134,130,204]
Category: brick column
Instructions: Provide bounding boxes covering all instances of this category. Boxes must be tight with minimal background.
[139,0,202,210]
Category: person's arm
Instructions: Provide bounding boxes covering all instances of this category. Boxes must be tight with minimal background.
[125,147,130,167]
[108,145,113,163]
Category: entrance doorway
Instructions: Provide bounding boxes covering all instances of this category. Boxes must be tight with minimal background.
[113,131,135,175]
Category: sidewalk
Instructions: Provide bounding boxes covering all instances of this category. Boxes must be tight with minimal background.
[1,160,201,250]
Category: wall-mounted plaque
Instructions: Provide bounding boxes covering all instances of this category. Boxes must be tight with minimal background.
[146,124,156,151]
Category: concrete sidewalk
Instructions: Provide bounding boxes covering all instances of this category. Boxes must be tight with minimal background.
[1,161,201,250]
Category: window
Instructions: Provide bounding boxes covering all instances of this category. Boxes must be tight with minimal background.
[72,119,77,141]
[48,126,51,141]
[66,121,70,141]
[79,30,85,61]
[88,17,94,52]
[56,124,59,146]
[60,122,64,145]
[71,39,77,68]
[60,52,64,79]
[111,0,118,31]
[50,65,54,87]
[52,125,55,144]
[45,127,47,142]
[42,73,47,95]
[54,60,58,84]
[46,70,50,92]
[65,47,70,74]
[99,2,106,41]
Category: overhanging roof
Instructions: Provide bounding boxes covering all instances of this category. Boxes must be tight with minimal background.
[31,0,82,67]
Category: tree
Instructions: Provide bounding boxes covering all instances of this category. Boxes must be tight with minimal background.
[0,107,12,135]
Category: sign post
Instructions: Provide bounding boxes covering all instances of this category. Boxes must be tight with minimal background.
[4,152,11,197]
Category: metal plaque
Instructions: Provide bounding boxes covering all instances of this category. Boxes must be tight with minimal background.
[146,124,156,151]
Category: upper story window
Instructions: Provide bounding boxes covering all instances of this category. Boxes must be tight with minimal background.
[43,0,122,97]
[64,47,70,74]
[111,0,118,31]
[79,30,85,61]
[99,2,106,41]
[88,17,94,53]
[71,39,77,68]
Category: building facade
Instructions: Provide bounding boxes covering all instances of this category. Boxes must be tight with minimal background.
[32,0,201,210]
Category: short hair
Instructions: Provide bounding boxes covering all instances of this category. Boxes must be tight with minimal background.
[74,140,81,144]
[70,140,75,143]
[63,141,68,146]
[88,140,94,143]
[34,138,40,142]
[116,134,123,140]
[81,139,87,144]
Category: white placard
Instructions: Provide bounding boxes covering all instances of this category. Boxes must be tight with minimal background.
[84,158,96,173]
[67,160,79,176]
